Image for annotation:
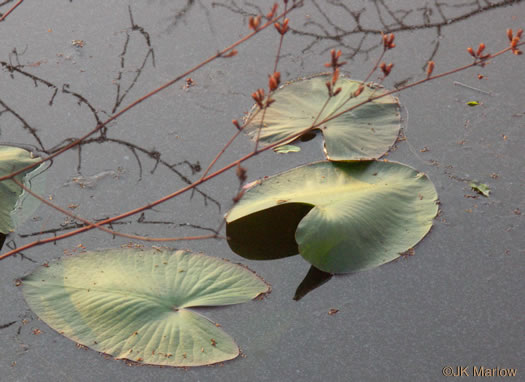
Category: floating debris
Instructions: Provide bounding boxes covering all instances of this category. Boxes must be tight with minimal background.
[72,40,85,48]
[470,182,490,197]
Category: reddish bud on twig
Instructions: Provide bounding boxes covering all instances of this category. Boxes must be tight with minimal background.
[380,62,393,76]
[510,31,522,55]
[283,18,289,31]
[249,15,261,31]
[251,88,265,108]
[387,33,395,48]
[383,33,396,49]
[269,72,281,91]
[232,119,242,130]
[325,80,332,95]
[333,87,342,96]
[236,163,247,183]
[267,3,278,20]
[269,76,278,91]
[274,18,289,35]
[325,49,346,70]
[223,49,238,58]
[476,43,486,56]
[332,68,339,86]
[467,47,476,57]
[507,28,513,42]
[354,85,364,97]
[426,61,435,78]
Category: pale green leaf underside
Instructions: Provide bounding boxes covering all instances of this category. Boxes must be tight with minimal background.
[226,161,438,273]
[244,75,401,161]
[23,249,269,367]
[0,146,43,233]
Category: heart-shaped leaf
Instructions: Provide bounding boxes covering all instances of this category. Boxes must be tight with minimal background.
[22,248,269,367]
[226,161,438,273]
[243,75,401,161]
[0,145,45,234]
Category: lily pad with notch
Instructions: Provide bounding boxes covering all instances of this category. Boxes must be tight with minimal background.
[22,248,270,367]
[243,74,401,161]
[226,161,438,274]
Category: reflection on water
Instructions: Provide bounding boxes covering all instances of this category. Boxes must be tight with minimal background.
[0,0,521,297]
[215,0,522,63]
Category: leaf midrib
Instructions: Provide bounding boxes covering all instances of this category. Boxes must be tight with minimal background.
[27,280,184,309]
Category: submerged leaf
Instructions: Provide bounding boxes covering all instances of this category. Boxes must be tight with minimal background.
[0,146,45,234]
[23,248,269,367]
[470,182,490,197]
[226,161,438,273]
[467,101,480,106]
[273,144,301,154]
[243,75,401,161]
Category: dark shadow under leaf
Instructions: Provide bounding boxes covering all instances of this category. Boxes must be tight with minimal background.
[226,203,313,260]
[293,265,333,301]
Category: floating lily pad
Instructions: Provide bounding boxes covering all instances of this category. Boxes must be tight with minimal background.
[470,182,490,197]
[0,145,45,234]
[22,248,269,367]
[226,161,438,273]
[243,75,401,161]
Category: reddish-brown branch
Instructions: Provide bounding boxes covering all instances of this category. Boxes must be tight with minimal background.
[254,4,289,152]
[323,42,523,126]
[272,2,288,74]
[328,48,386,118]
[11,178,220,243]
[199,108,260,180]
[0,0,23,22]
[0,39,522,261]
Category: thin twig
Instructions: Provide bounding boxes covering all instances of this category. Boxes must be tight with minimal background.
[323,44,522,127]
[328,47,386,118]
[199,108,260,180]
[0,38,521,260]
[11,177,219,242]
[254,2,290,152]
[0,2,304,183]
[0,0,23,22]
[453,81,493,95]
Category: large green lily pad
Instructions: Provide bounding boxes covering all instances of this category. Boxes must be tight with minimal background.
[243,75,401,161]
[226,161,438,273]
[0,145,45,234]
[22,248,270,367]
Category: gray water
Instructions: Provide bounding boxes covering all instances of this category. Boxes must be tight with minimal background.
[1,1,524,381]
